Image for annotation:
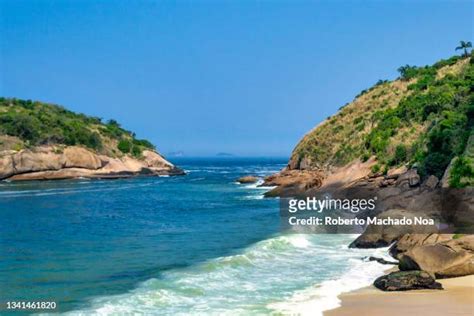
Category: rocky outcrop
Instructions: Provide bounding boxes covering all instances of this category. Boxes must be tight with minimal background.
[237,176,259,184]
[262,169,324,197]
[398,235,474,278]
[373,271,443,291]
[0,146,184,181]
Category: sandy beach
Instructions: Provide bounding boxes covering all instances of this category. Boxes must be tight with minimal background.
[325,275,474,316]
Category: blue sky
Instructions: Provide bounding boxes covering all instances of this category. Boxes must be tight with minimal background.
[1,0,472,157]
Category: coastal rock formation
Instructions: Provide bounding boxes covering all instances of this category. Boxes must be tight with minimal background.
[262,169,324,197]
[0,146,183,181]
[0,98,184,181]
[373,271,443,291]
[398,235,474,278]
[237,176,259,184]
[263,55,474,290]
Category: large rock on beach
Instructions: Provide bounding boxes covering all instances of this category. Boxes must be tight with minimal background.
[373,270,443,291]
[398,235,474,278]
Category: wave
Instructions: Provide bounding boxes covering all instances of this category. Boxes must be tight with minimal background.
[267,246,390,315]
[65,235,391,316]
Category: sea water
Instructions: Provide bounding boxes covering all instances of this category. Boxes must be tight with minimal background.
[0,158,391,315]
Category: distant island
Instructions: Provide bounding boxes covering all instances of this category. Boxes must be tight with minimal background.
[216,152,234,157]
[0,98,184,180]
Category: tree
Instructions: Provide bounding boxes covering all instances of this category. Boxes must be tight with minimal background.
[397,65,418,81]
[456,41,472,57]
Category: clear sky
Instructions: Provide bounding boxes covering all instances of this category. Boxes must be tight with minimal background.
[1,0,472,157]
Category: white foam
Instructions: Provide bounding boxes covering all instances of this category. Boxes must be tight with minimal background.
[65,235,392,316]
[267,246,391,316]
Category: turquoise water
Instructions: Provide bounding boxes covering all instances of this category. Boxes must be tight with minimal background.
[0,158,390,315]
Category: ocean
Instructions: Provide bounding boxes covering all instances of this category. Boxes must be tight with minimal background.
[0,158,390,315]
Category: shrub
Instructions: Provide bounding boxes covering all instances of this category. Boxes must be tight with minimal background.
[117,139,132,153]
[131,145,142,157]
[371,164,381,174]
[391,144,407,165]
[449,156,474,188]
[133,138,155,149]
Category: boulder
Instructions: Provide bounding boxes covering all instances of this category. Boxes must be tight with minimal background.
[0,154,14,179]
[63,146,103,169]
[237,176,259,184]
[398,235,474,278]
[423,175,439,190]
[350,232,399,248]
[12,148,63,174]
[387,166,408,178]
[389,234,453,259]
[396,169,420,188]
[374,270,443,291]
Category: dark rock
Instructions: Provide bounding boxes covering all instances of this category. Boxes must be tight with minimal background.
[364,256,398,265]
[237,176,259,184]
[350,233,399,248]
[373,270,443,291]
[379,178,396,187]
[349,209,423,248]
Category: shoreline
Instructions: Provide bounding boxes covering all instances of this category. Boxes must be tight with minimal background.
[324,275,474,316]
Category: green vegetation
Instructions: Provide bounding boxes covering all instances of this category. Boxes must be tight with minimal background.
[366,53,473,178]
[0,98,155,157]
[291,50,474,186]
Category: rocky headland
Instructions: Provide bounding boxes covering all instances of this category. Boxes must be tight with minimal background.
[0,98,183,181]
[265,53,474,291]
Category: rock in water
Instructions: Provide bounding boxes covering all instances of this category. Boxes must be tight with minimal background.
[237,176,259,184]
[363,256,398,265]
[373,271,443,291]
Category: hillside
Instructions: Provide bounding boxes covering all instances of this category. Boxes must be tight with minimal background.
[0,98,157,157]
[0,99,183,180]
[288,53,474,188]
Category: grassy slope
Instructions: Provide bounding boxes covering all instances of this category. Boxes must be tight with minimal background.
[0,98,155,158]
[290,54,474,187]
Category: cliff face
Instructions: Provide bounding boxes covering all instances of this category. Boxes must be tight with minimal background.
[0,99,183,180]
